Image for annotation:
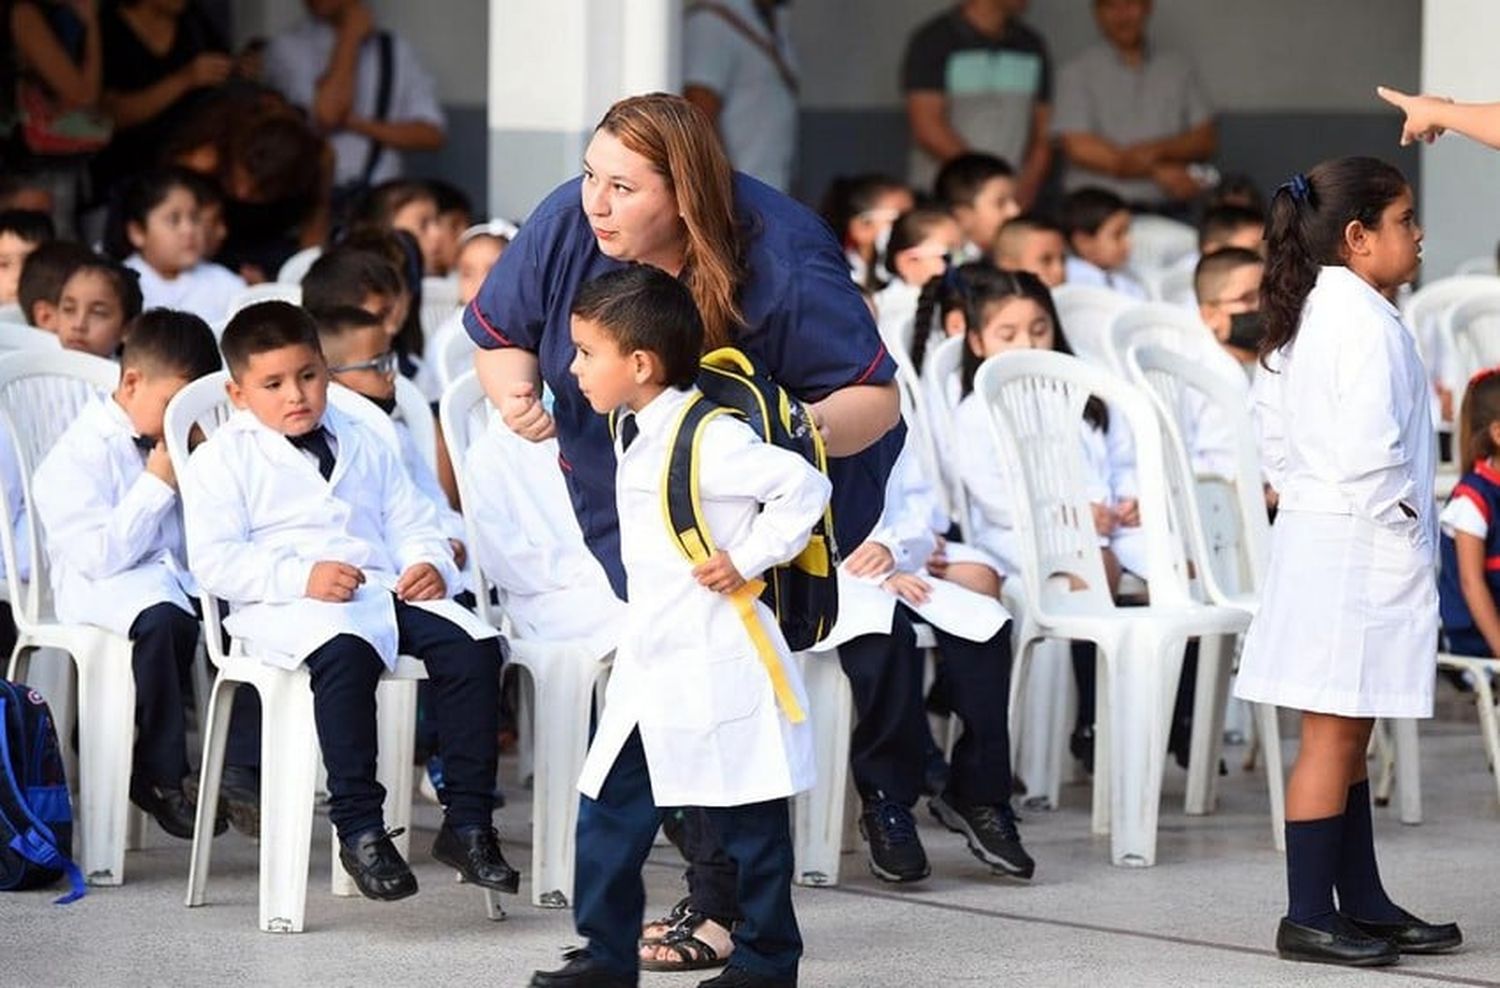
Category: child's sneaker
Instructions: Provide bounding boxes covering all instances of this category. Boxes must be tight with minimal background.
[929,793,1034,880]
[858,797,930,883]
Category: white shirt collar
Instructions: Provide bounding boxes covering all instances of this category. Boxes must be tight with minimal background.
[1317,265,1402,320]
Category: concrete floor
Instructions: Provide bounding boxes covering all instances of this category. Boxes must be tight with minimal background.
[5,719,1500,988]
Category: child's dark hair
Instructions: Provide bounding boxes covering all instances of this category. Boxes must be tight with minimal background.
[1194,246,1263,305]
[310,305,385,343]
[883,207,956,280]
[104,166,203,260]
[302,243,405,314]
[934,153,1013,209]
[220,301,322,379]
[1198,203,1264,252]
[819,173,908,239]
[571,266,703,389]
[1460,370,1500,476]
[351,179,438,233]
[0,209,54,246]
[68,255,144,323]
[1259,157,1408,365]
[17,241,96,323]
[1060,187,1129,241]
[120,309,222,380]
[427,179,473,220]
[996,212,1065,259]
[1207,172,1266,214]
[335,227,426,358]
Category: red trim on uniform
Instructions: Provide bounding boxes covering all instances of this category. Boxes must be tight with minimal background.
[1485,557,1500,572]
[558,453,572,473]
[853,342,889,386]
[1477,460,1500,487]
[1454,483,1492,523]
[466,298,514,347]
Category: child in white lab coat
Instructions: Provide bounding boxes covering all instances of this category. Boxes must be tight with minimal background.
[1236,158,1460,966]
[873,206,961,377]
[182,300,517,903]
[1059,187,1147,300]
[33,310,232,839]
[533,266,829,988]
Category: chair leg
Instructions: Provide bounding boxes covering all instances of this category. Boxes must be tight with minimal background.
[74,637,136,886]
[186,677,238,907]
[792,650,852,887]
[1104,627,1188,867]
[1472,668,1500,809]
[1254,703,1287,851]
[1391,718,1422,825]
[1184,634,1233,816]
[1091,638,1115,838]
[258,671,319,934]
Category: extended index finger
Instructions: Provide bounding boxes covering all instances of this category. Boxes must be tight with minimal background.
[1375,85,1410,109]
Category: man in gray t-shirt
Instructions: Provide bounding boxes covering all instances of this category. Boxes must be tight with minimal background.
[1052,0,1215,209]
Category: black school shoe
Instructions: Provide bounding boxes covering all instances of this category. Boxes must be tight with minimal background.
[219,765,261,840]
[928,794,1035,880]
[858,798,930,883]
[529,948,635,987]
[431,823,520,894]
[338,827,418,901]
[698,966,797,987]
[1275,915,1399,967]
[1343,910,1463,954]
[132,779,225,840]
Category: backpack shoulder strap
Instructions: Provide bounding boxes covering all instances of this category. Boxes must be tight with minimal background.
[661,392,738,566]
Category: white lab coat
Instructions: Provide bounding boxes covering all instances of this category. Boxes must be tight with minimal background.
[1064,256,1149,301]
[1236,266,1437,718]
[124,255,245,325]
[576,386,829,808]
[874,278,922,364]
[182,404,496,670]
[32,397,194,636]
[466,417,623,647]
[817,441,1009,650]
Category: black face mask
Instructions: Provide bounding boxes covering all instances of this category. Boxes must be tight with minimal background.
[362,392,398,415]
[1226,309,1265,351]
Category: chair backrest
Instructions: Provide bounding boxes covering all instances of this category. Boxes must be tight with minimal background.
[1052,283,1136,369]
[1127,214,1198,273]
[438,311,472,389]
[438,370,499,627]
[1456,255,1497,277]
[225,282,301,321]
[892,365,951,521]
[1148,265,1197,310]
[0,350,120,630]
[1126,341,1271,600]
[972,349,1191,620]
[394,375,437,474]
[1444,288,1500,384]
[275,246,323,285]
[420,277,460,343]
[0,321,61,353]
[1402,274,1500,373]
[918,334,970,527]
[1105,302,1242,381]
[163,372,237,667]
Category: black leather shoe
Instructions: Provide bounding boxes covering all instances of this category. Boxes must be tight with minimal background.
[1344,910,1463,954]
[431,823,520,894]
[529,948,635,987]
[1275,915,1399,967]
[133,780,224,840]
[697,967,796,987]
[338,827,418,901]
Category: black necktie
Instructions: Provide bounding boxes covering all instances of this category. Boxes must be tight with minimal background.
[132,434,155,459]
[619,414,639,452]
[288,426,336,481]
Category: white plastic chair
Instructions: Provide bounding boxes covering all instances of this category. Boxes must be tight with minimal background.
[225,283,302,321]
[0,302,22,323]
[0,321,61,352]
[1052,284,1138,370]
[420,277,460,343]
[919,336,972,531]
[1146,265,1198,310]
[1444,288,1500,384]
[0,350,148,886]
[1125,342,1287,848]
[433,310,472,390]
[1455,255,1497,277]
[974,349,1251,866]
[1403,275,1500,389]
[1128,215,1198,273]
[441,370,613,909]
[275,246,323,285]
[170,376,503,930]
[1104,302,1242,381]
[791,646,854,887]
[1434,653,1500,807]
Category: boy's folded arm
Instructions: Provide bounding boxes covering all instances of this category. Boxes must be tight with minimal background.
[35,452,177,581]
[182,455,312,604]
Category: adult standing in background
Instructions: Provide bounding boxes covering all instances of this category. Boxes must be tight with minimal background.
[683,0,799,193]
[901,0,1053,207]
[1053,0,1215,213]
[261,0,445,208]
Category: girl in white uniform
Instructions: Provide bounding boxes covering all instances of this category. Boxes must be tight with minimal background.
[1235,158,1460,966]
[872,207,961,378]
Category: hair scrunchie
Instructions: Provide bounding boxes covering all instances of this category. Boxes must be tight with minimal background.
[1278,172,1312,204]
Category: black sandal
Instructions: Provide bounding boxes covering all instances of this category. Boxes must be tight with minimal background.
[639,921,729,972]
[640,895,694,944]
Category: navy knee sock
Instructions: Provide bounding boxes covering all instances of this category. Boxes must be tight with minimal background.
[1335,780,1404,922]
[1284,815,1342,930]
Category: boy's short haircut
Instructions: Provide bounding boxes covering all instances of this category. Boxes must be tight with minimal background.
[1193,246,1264,303]
[71,256,144,323]
[427,179,473,219]
[177,168,226,209]
[1198,203,1264,252]
[311,304,386,342]
[301,244,405,313]
[17,241,95,323]
[996,213,1065,258]
[120,309,223,380]
[1060,187,1129,240]
[934,152,1014,209]
[220,300,323,379]
[0,209,55,246]
[571,265,703,390]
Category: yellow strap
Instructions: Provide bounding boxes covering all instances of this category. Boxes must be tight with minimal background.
[728,578,806,724]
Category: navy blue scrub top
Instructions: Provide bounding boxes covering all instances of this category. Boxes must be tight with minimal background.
[464,172,904,597]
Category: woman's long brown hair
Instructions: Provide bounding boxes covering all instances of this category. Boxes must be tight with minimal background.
[596,93,744,351]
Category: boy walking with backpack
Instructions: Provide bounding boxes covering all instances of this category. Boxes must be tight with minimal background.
[532,266,831,988]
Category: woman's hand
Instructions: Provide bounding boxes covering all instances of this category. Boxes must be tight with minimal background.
[1377,86,1453,146]
[925,534,949,579]
[500,380,557,441]
[1114,498,1141,529]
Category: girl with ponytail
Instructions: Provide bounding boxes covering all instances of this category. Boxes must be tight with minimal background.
[1236,157,1462,967]
[873,206,960,376]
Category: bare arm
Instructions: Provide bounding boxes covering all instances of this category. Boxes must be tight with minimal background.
[1456,531,1500,656]
[11,1,101,109]
[311,1,371,131]
[475,347,556,442]
[345,116,444,152]
[906,91,968,163]
[810,381,900,458]
[1016,103,1053,209]
[102,52,230,129]
[684,84,723,124]
[1377,85,1500,149]
[1133,119,1217,165]
[1057,131,1152,178]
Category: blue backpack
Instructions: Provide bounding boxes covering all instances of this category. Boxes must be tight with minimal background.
[0,680,84,903]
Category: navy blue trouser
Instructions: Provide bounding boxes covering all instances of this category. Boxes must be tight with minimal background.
[303,602,503,840]
[916,614,1014,808]
[129,602,200,788]
[574,730,801,982]
[837,607,928,805]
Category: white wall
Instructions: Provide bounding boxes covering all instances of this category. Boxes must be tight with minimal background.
[1419,0,1500,280]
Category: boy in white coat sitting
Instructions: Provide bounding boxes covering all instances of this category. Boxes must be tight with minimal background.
[33,310,228,839]
[532,267,830,988]
[181,301,516,903]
